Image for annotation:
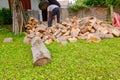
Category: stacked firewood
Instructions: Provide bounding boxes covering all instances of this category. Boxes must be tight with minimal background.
[24,16,120,44]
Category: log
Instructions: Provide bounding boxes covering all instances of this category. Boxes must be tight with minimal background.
[23,36,31,43]
[87,34,101,43]
[31,37,52,66]
[81,28,89,34]
[56,36,68,44]
[68,37,77,42]
[104,34,114,39]
[44,38,53,44]
[70,28,80,37]
[3,38,13,42]
[111,28,120,37]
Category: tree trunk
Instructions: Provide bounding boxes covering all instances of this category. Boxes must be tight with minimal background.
[31,37,52,66]
[12,0,25,34]
[110,5,114,25]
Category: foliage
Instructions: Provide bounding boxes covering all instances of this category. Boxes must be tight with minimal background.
[0,8,12,25]
[0,27,120,80]
[0,25,2,29]
[85,0,120,7]
[68,0,89,10]
[69,0,120,10]
[68,0,89,11]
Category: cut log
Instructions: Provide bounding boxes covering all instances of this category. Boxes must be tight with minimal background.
[44,38,53,44]
[87,26,93,31]
[3,38,13,42]
[56,36,67,44]
[96,32,105,38]
[63,30,70,36]
[81,28,89,34]
[87,34,101,43]
[31,37,51,66]
[77,34,87,40]
[27,34,35,39]
[90,28,96,33]
[60,40,68,45]
[68,37,77,42]
[111,28,120,37]
[104,34,114,39]
[101,28,109,34]
[23,36,31,43]
[70,28,80,37]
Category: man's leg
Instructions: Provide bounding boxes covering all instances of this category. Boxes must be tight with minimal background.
[56,8,60,23]
[48,15,53,27]
[48,10,56,27]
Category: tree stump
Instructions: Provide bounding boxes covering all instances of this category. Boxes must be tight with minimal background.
[31,37,52,66]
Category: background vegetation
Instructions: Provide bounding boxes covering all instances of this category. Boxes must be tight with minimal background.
[0,8,12,25]
[69,0,120,10]
[0,27,120,80]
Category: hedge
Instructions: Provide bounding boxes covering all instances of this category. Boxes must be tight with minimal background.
[0,8,12,25]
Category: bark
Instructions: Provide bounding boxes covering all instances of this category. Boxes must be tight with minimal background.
[12,0,25,34]
[110,5,114,25]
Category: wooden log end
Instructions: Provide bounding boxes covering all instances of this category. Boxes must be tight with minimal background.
[34,57,51,66]
[87,36,101,43]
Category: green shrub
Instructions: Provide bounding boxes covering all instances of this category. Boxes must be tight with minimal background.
[0,8,12,25]
[85,0,120,7]
[86,0,105,6]
[69,3,89,11]
[68,0,89,10]
[69,0,120,10]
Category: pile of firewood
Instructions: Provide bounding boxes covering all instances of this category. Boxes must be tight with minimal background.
[24,16,120,44]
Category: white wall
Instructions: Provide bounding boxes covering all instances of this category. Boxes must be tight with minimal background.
[0,0,9,9]
[69,0,76,4]
[30,0,42,21]
[57,0,75,4]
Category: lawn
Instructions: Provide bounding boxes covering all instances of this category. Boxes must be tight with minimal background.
[0,28,120,80]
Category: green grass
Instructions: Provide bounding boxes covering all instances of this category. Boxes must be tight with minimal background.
[0,28,120,80]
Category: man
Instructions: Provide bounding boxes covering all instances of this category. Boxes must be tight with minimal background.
[39,0,60,23]
[47,4,60,27]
